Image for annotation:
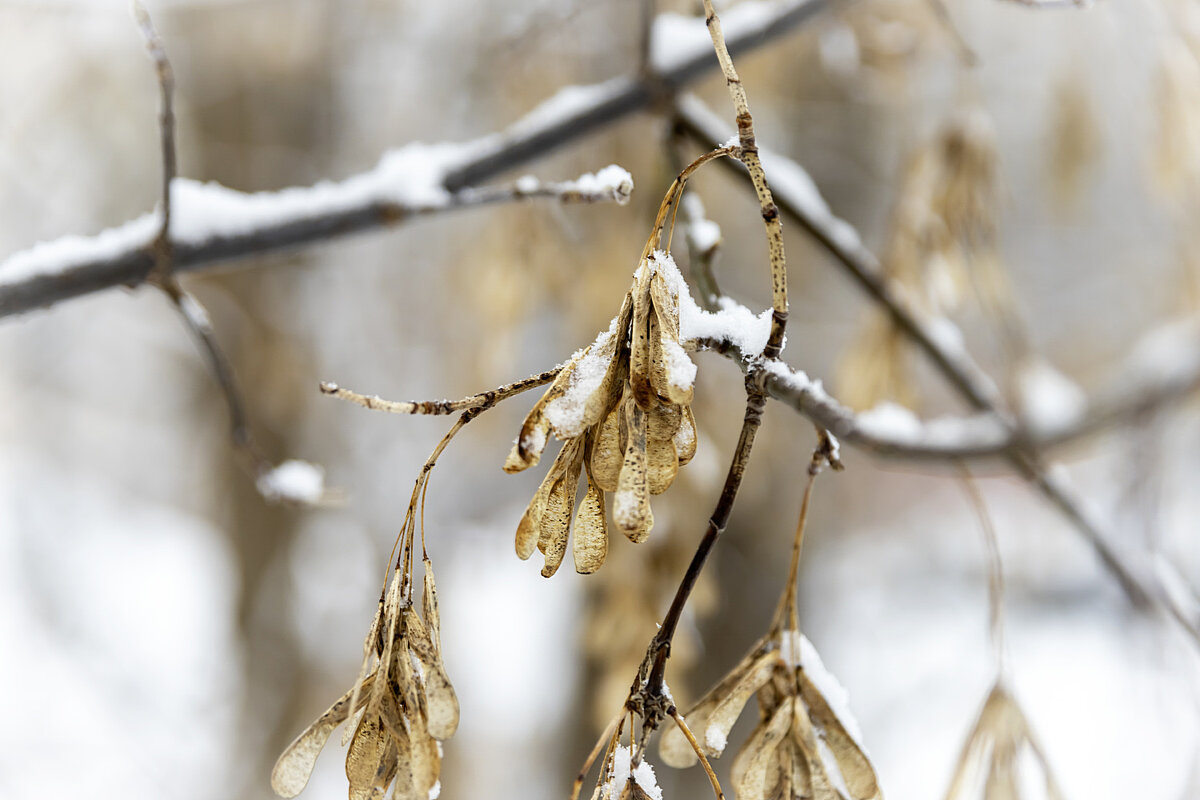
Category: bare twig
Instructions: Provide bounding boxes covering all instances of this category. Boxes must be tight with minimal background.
[700,0,788,359]
[135,3,323,504]
[0,0,828,319]
[319,367,561,416]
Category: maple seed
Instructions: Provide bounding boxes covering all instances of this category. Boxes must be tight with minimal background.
[505,252,698,576]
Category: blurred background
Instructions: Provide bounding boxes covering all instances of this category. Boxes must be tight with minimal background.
[1,0,1198,799]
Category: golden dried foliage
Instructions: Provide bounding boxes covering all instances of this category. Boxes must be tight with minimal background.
[1046,76,1102,215]
[658,470,880,800]
[1152,32,1200,201]
[505,250,698,576]
[943,682,1064,800]
[838,104,1011,410]
[272,558,458,800]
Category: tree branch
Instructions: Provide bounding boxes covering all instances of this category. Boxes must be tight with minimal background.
[0,0,827,320]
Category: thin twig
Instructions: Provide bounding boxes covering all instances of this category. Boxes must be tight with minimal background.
[701,0,788,359]
[668,708,727,800]
[320,367,561,416]
[135,2,314,501]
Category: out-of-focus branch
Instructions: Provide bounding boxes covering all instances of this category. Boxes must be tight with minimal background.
[673,93,1187,617]
[0,0,827,319]
[692,310,1200,644]
[135,3,328,507]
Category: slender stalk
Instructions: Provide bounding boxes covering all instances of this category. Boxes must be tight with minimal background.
[701,0,788,359]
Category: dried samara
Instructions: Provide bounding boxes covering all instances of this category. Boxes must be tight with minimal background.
[272,559,458,800]
[505,250,698,577]
[944,681,1065,800]
[659,469,880,800]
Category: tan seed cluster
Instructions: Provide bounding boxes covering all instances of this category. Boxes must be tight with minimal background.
[505,251,698,576]
[272,560,458,800]
[659,630,880,800]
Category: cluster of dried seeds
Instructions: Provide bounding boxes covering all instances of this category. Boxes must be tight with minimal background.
[272,559,458,800]
[505,250,698,576]
[944,682,1064,800]
[659,630,880,800]
[658,466,880,800]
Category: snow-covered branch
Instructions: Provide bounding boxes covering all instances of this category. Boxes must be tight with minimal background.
[0,0,826,320]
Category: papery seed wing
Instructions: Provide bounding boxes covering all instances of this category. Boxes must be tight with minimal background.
[404,615,460,740]
[645,401,682,441]
[515,468,555,560]
[271,674,377,798]
[675,405,697,466]
[731,697,794,800]
[629,261,657,408]
[647,307,695,407]
[343,593,386,745]
[658,641,773,767]
[504,354,581,473]
[647,437,679,496]
[539,441,583,577]
[591,405,624,492]
[791,704,846,800]
[421,558,442,653]
[573,476,609,574]
[704,651,779,756]
[614,398,652,542]
[409,714,443,799]
[580,293,634,431]
[382,699,417,800]
[346,714,390,800]
[649,270,695,406]
[797,671,880,800]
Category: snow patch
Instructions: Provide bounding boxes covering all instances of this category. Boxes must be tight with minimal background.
[256,460,326,505]
[1017,357,1087,436]
[855,402,923,442]
[705,723,728,753]
[604,746,663,800]
[798,634,865,747]
[653,250,772,356]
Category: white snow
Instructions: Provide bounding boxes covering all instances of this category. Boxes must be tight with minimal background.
[682,193,722,253]
[705,723,728,753]
[1,103,635,295]
[0,213,159,288]
[779,628,803,669]
[563,165,634,205]
[503,78,627,138]
[255,459,326,505]
[428,780,441,800]
[855,402,924,443]
[651,0,795,73]
[1016,357,1088,436]
[1125,316,1200,387]
[604,746,663,800]
[514,165,634,205]
[662,338,698,391]
[798,634,865,747]
[652,250,773,356]
[675,92,870,261]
